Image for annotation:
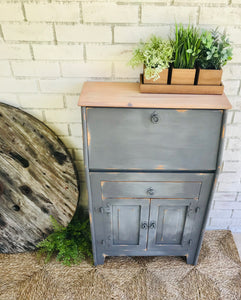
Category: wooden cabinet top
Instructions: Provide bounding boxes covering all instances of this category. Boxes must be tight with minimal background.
[78,82,232,109]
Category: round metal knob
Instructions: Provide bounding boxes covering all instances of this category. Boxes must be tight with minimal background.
[141,222,148,229]
[149,221,156,229]
[151,111,159,124]
[147,187,155,196]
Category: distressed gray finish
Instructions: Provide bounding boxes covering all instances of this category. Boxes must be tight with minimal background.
[0,103,79,253]
[102,180,201,199]
[81,104,227,266]
[87,108,222,171]
[89,172,213,263]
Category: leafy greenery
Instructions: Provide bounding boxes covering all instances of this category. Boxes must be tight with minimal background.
[172,23,202,69]
[37,214,92,266]
[196,28,233,70]
[128,35,173,80]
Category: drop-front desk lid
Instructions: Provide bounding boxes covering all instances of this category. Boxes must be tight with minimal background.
[78,82,232,110]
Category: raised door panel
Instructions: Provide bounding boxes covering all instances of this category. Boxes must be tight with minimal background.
[147,199,194,251]
[155,206,187,245]
[87,108,222,171]
[103,199,149,251]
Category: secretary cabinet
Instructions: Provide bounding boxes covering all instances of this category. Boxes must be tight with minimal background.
[78,82,231,266]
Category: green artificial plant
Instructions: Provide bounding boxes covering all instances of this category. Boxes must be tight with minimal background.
[172,23,202,69]
[196,28,233,70]
[37,214,92,266]
[129,35,173,81]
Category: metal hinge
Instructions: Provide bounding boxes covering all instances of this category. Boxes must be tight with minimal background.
[188,239,193,246]
[95,204,111,214]
[187,203,193,216]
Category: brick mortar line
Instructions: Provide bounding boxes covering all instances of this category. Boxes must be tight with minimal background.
[1,21,241,29]
[138,4,141,24]
[79,2,83,24]
[140,3,228,7]
[8,60,14,77]
[111,62,115,80]
[196,5,201,25]
[67,124,71,136]
[42,110,47,122]
[237,80,241,96]
[58,61,63,77]
[21,2,27,22]
[0,25,4,39]
[29,44,35,60]
[110,25,113,44]
[83,44,87,62]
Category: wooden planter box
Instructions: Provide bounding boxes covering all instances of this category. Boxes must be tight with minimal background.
[143,68,169,85]
[171,68,196,85]
[197,69,223,86]
[139,74,224,95]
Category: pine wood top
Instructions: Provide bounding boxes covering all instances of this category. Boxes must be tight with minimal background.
[78,82,232,109]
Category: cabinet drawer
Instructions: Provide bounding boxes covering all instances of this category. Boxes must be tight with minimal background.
[86,108,222,171]
[101,181,201,199]
[90,172,213,201]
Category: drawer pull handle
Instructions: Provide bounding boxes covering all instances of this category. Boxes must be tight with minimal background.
[151,111,159,124]
[141,222,148,229]
[147,187,155,196]
[149,221,156,229]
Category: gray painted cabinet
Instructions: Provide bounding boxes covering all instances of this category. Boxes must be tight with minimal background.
[79,82,231,266]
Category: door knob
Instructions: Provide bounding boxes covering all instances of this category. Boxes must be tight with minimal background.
[149,221,156,229]
[147,187,155,196]
[141,222,148,229]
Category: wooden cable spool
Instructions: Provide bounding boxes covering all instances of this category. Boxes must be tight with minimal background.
[0,103,79,253]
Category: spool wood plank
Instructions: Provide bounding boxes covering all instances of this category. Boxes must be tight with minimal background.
[0,103,79,253]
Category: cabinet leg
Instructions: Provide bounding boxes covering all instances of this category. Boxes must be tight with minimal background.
[94,253,105,266]
[186,253,197,265]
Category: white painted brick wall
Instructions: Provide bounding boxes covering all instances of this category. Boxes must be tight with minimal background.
[19,95,64,109]
[55,25,112,42]
[82,3,139,23]
[0,0,241,230]
[46,123,69,136]
[24,3,80,22]
[86,45,132,61]
[39,79,83,93]
[114,25,170,43]
[2,24,53,42]
[0,61,11,77]
[12,62,60,77]
[0,79,38,93]
[142,6,198,24]
[0,44,31,59]
[45,109,81,123]
[61,62,112,78]
[32,45,84,60]
[0,3,23,21]
[199,7,241,25]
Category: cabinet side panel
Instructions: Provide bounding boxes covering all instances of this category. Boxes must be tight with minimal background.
[81,107,98,265]
[192,110,227,265]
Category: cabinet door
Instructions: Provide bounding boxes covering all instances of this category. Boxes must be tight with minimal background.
[147,199,195,251]
[103,199,149,252]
